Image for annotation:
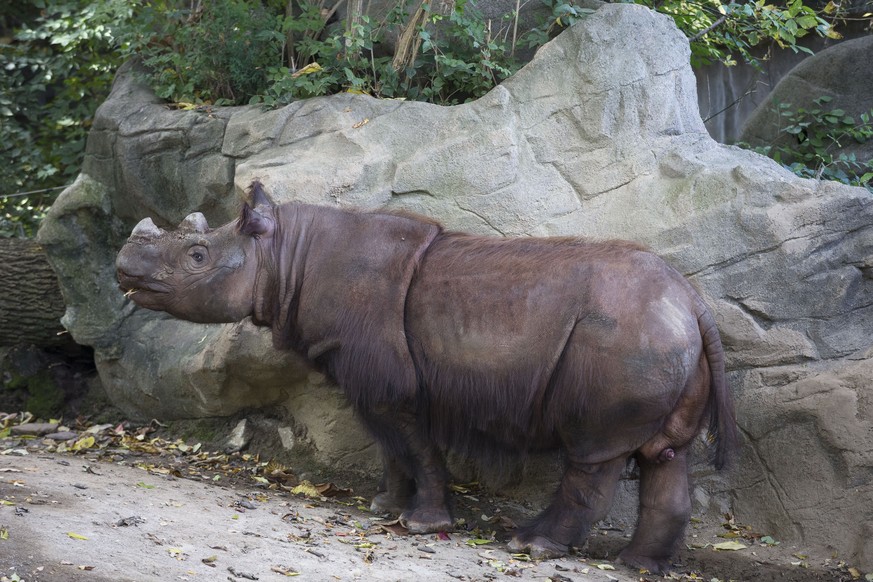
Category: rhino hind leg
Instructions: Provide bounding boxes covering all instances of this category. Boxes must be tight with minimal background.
[617,448,691,574]
[508,456,626,559]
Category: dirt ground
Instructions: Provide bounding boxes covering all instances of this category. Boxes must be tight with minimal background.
[0,416,867,582]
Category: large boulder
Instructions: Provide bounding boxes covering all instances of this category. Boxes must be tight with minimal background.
[739,35,873,166]
[38,3,873,570]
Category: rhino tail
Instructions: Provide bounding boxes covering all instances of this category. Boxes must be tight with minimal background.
[697,301,739,470]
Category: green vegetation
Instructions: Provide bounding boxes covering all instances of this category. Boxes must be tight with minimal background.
[0,0,860,236]
[121,0,591,107]
[636,0,843,68]
[1,0,131,236]
[745,97,873,191]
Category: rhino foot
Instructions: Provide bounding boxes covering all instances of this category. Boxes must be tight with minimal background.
[616,548,674,574]
[370,492,411,516]
[399,507,453,534]
[507,532,568,560]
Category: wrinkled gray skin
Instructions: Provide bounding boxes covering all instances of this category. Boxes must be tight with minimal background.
[116,212,259,323]
[116,183,737,574]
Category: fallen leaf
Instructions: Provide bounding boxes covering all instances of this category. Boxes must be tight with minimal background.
[759,535,780,546]
[594,563,616,570]
[465,538,493,547]
[271,565,300,576]
[67,532,88,540]
[713,541,747,551]
[136,482,155,489]
[70,436,95,451]
[314,482,352,497]
[0,527,8,540]
[77,565,95,571]
[290,481,321,498]
[352,118,369,129]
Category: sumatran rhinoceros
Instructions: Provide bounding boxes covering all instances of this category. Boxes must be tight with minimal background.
[116,180,737,573]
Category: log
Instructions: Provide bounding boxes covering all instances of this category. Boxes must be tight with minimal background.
[0,238,68,346]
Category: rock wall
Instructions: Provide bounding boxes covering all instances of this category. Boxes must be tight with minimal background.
[37,3,873,570]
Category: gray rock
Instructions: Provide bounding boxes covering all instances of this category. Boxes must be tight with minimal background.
[37,3,873,570]
[224,419,252,453]
[11,423,59,437]
[739,35,873,168]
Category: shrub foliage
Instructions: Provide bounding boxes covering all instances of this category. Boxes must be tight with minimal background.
[0,0,862,236]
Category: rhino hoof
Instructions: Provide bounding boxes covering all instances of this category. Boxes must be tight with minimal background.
[617,549,673,574]
[370,492,410,516]
[399,508,453,534]
[507,532,568,560]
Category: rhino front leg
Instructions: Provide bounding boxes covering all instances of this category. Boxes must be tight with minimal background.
[508,455,626,559]
[617,448,691,574]
[363,412,452,533]
[398,435,453,534]
[371,455,415,515]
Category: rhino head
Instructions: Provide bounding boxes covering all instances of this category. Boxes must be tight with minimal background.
[116,181,277,323]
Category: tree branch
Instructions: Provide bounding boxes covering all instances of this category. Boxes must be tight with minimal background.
[690,14,728,42]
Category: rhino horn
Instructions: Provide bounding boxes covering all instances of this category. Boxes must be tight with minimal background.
[179,212,209,233]
[131,217,164,239]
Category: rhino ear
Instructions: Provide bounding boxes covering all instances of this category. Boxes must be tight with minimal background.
[238,180,276,237]
[179,212,209,233]
[246,180,275,210]
[238,203,271,237]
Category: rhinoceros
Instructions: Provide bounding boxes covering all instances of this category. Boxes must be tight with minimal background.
[116,180,737,573]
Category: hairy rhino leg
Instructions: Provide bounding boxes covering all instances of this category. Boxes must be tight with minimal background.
[508,455,626,559]
[618,448,691,574]
[370,455,415,515]
[363,411,452,533]
[397,431,453,534]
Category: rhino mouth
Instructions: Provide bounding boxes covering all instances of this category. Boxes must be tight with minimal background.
[116,271,171,296]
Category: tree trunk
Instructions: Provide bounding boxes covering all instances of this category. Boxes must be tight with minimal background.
[0,238,68,347]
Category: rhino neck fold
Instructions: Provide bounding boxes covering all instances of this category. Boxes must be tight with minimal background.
[257,202,442,410]
[252,203,307,342]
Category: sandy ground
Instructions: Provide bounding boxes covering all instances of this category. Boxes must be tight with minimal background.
[0,431,865,582]
[1,453,640,582]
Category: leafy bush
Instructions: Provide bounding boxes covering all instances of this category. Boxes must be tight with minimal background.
[742,97,873,190]
[124,0,592,107]
[0,0,857,236]
[635,0,842,68]
[0,0,131,236]
[120,0,286,105]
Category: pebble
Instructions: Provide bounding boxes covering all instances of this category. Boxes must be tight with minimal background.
[46,431,79,441]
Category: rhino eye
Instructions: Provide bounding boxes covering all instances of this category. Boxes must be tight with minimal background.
[187,245,208,266]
